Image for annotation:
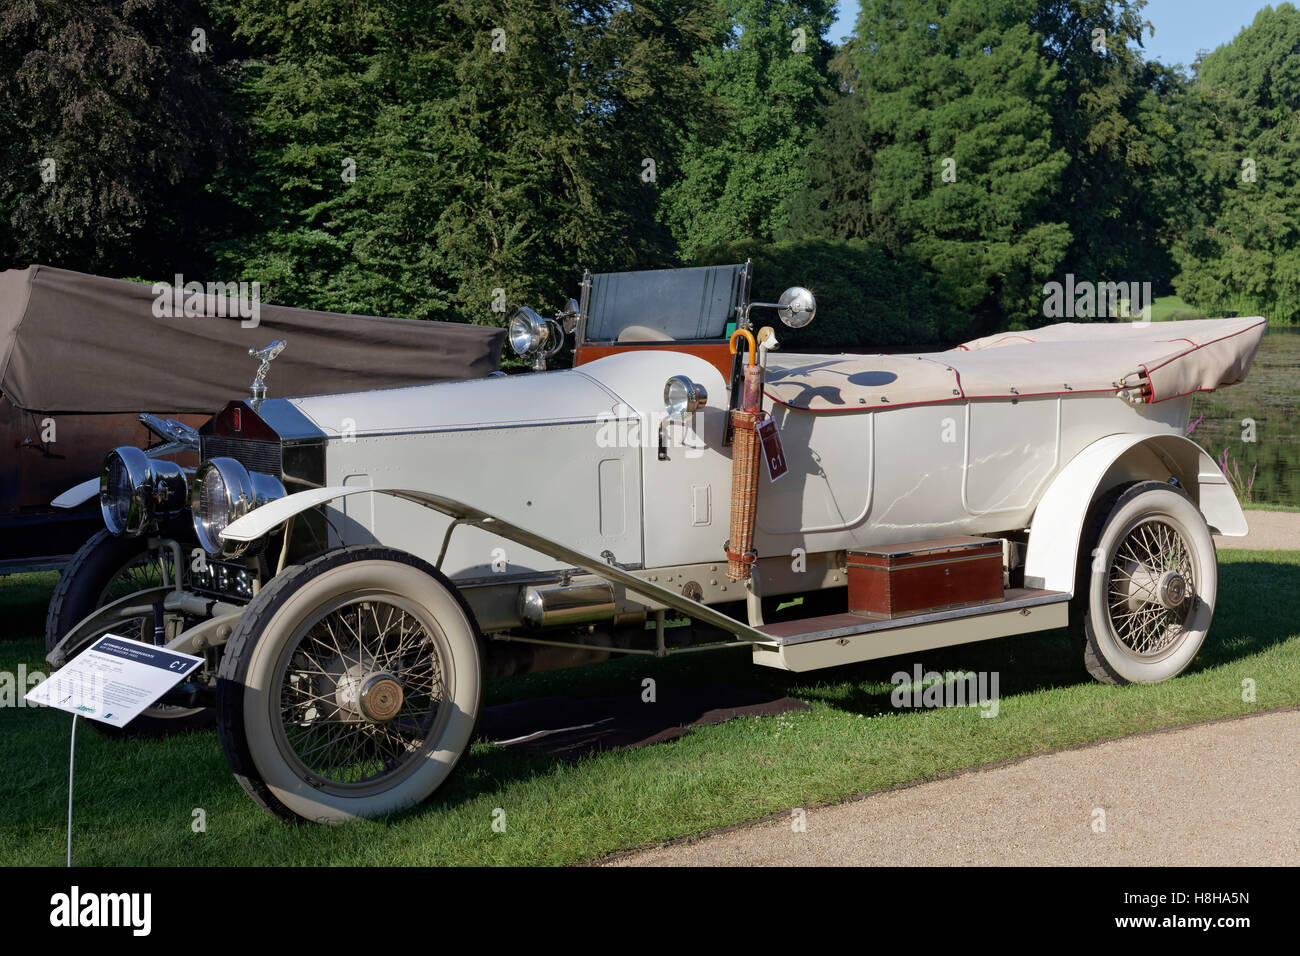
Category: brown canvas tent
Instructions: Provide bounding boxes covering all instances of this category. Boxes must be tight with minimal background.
[0,265,505,414]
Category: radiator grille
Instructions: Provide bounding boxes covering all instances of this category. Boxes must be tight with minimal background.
[202,436,282,478]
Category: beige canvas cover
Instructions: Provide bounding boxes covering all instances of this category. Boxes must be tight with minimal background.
[0,265,505,413]
[764,316,1267,411]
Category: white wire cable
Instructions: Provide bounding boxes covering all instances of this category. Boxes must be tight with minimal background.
[67,714,76,867]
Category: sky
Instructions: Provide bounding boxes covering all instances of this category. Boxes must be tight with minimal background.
[827,1,1280,67]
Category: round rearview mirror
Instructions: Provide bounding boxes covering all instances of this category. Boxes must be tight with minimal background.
[777,286,816,328]
[560,297,582,333]
[664,375,707,419]
[508,307,546,355]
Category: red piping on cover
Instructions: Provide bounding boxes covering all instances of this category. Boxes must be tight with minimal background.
[766,319,1265,413]
[1142,321,1265,374]
[761,386,1122,413]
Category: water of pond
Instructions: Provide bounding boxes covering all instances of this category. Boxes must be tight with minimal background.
[1188,327,1300,507]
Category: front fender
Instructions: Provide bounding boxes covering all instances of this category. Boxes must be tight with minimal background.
[222,486,500,549]
[52,477,100,509]
[1023,433,1246,595]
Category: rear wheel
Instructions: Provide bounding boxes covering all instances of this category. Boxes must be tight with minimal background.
[217,546,483,824]
[44,530,211,737]
[1075,481,1217,685]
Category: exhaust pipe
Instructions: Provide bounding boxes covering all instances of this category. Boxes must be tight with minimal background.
[519,583,617,628]
[514,580,642,632]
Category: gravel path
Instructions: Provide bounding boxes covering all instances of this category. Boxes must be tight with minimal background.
[1216,509,1300,551]
[600,511,1299,867]
[604,709,1300,866]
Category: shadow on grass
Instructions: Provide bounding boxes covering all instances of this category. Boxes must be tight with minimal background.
[423,557,1300,816]
[0,571,56,643]
[3,557,1294,831]
[375,551,1299,825]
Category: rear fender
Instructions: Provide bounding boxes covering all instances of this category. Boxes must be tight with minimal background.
[1024,433,1245,595]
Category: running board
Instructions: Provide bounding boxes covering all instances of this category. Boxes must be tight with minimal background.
[751,588,1070,672]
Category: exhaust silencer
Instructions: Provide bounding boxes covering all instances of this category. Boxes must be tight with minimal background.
[520,583,617,628]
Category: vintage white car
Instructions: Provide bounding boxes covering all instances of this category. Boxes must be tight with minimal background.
[46,262,1266,823]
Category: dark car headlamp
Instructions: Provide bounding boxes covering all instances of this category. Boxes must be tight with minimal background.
[100,446,188,537]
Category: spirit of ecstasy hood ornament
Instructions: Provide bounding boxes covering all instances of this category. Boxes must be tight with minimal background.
[248,340,286,408]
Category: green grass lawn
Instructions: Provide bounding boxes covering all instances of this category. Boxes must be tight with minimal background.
[1151,293,1296,326]
[2,550,1298,866]
[1150,294,1208,322]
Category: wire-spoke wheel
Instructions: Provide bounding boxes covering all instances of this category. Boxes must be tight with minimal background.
[217,546,482,824]
[278,594,447,788]
[1077,481,1217,685]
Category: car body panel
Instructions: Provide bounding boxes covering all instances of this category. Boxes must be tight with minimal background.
[219,482,773,646]
[287,369,624,437]
[220,346,1222,615]
[756,391,1189,554]
[323,422,646,576]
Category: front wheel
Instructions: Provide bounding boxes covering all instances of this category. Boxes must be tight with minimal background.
[1076,481,1218,685]
[217,546,483,824]
[45,529,212,737]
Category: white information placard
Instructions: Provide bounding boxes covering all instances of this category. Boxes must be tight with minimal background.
[25,635,203,728]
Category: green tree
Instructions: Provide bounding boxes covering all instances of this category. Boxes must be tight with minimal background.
[214,0,724,323]
[0,0,232,275]
[1169,3,1300,323]
[783,43,874,241]
[1028,0,1184,286]
[661,0,836,259]
[789,0,1072,332]
[701,236,962,349]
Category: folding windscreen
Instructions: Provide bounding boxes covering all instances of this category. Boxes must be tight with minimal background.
[579,263,748,344]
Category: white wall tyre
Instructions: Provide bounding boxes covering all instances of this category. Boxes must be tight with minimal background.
[216,546,483,824]
[1078,481,1218,685]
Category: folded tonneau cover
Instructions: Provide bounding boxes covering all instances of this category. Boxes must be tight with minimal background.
[764,317,1267,411]
[0,265,505,414]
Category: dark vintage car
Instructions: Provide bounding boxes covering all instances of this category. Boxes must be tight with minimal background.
[0,394,207,574]
[1,264,503,668]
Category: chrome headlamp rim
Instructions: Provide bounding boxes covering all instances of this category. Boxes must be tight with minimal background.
[663,375,707,419]
[100,446,189,537]
[191,457,285,558]
[508,307,546,356]
[100,446,150,536]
